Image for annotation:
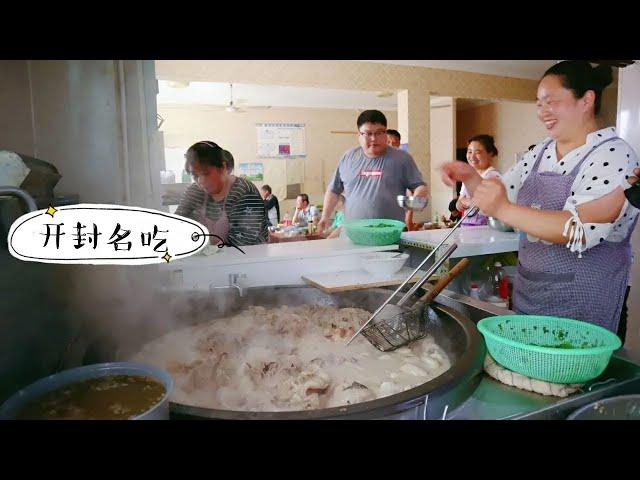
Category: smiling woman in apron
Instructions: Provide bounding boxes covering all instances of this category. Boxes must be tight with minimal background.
[441,60,640,338]
[175,141,269,247]
[457,134,502,227]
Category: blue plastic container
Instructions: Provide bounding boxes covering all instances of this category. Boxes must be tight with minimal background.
[0,362,173,420]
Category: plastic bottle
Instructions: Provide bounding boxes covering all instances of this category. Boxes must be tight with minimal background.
[469,283,481,300]
[489,262,503,295]
[487,262,509,307]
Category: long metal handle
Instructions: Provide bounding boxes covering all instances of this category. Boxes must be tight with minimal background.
[346,206,478,346]
[396,243,457,306]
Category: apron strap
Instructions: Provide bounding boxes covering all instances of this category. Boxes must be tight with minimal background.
[201,188,209,223]
[529,136,621,177]
[567,136,620,177]
[529,139,554,174]
[201,177,234,220]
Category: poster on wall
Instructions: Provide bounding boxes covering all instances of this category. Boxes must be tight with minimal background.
[237,162,264,182]
[257,123,306,158]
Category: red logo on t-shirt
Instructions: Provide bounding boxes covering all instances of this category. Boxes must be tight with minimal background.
[360,170,383,177]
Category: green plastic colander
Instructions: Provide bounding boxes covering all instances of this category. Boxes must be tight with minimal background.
[477,315,621,384]
[343,218,405,246]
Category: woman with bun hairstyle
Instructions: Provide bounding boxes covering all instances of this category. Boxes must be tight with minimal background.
[440,60,640,336]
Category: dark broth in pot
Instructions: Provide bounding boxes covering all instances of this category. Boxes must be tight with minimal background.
[15,375,166,420]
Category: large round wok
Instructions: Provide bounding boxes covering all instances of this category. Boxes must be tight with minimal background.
[116,285,485,420]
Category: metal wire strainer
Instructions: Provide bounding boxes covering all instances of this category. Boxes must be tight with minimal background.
[360,258,470,352]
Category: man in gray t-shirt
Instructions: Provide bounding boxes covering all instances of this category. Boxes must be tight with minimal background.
[318,110,428,232]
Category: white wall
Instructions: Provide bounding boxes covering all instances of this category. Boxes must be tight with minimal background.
[0,60,162,208]
[28,61,125,203]
[617,64,640,352]
[429,100,456,221]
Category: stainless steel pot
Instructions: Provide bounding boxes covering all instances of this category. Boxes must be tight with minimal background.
[120,285,485,420]
[566,394,640,420]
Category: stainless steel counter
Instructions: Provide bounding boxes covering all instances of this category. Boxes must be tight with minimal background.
[448,354,640,420]
[435,290,640,420]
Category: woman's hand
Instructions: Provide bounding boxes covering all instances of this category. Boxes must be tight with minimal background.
[629,167,640,185]
[472,178,511,218]
[440,161,477,186]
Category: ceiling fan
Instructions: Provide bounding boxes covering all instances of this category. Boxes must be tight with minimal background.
[221,83,272,113]
[224,83,245,113]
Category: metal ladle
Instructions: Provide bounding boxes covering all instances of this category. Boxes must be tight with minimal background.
[397,195,428,211]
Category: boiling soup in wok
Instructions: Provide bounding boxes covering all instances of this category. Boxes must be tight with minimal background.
[134,305,451,412]
[15,374,165,420]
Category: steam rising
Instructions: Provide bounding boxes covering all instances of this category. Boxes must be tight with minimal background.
[58,263,242,367]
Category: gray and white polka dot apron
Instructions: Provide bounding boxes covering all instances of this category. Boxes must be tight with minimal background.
[513,137,636,333]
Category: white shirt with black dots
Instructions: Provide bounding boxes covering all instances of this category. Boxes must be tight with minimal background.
[501,126,640,251]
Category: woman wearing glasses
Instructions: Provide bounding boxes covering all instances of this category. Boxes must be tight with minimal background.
[318,110,428,234]
[176,141,269,247]
[441,61,639,338]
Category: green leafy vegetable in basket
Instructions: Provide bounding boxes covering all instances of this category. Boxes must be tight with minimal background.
[478,314,622,383]
[530,341,597,349]
[530,342,577,349]
[344,218,404,245]
[365,223,396,228]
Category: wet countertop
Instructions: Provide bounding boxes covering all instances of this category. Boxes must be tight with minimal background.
[448,349,640,420]
[159,236,398,269]
[401,226,519,257]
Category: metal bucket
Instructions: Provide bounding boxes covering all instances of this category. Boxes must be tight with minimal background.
[0,362,173,420]
[566,394,640,420]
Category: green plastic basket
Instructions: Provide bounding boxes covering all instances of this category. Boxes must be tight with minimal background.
[343,218,405,246]
[477,315,621,384]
